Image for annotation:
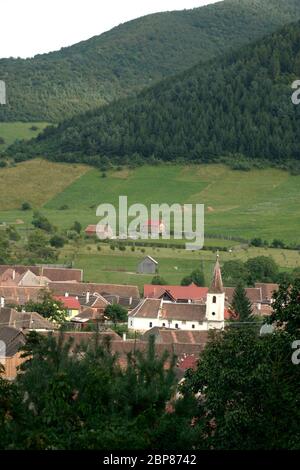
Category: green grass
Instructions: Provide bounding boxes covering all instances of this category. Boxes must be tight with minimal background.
[0,159,89,211]
[0,156,299,288]
[0,122,49,150]
[0,161,300,245]
[44,163,300,243]
[58,242,300,291]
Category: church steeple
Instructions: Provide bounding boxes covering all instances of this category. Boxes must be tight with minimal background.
[209,253,224,294]
[206,254,225,328]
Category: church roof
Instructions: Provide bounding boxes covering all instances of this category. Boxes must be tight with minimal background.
[208,255,224,294]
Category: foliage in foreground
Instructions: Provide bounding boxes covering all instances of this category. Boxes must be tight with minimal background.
[1,282,300,449]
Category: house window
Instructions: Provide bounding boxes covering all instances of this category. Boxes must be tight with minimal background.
[175,323,179,329]
[149,322,153,328]
[130,321,133,327]
[213,296,217,303]
[192,324,195,329]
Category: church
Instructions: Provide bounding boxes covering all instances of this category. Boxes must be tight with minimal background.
[128,256,225,332]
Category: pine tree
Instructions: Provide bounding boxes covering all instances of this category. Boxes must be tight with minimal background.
[231,283,253,322]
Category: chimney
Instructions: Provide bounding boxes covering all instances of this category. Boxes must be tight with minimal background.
[123,333,127,342]
[65,292,69,298]
[129,296,132,306]
[86,291,90,304]
[12,269,16,280]
[0,297,4,308]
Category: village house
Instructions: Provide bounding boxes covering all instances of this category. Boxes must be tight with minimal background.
[129,256,226,332]
[144,280,278,314]
[0,307,56,332]
[54,295,81,320]
[0,265,83,283]
[0,327,26,380]
[84,224,113,239]
[144,283,208,303]
[0,308,56,379]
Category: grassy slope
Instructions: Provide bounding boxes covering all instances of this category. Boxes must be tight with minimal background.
[60,243,300,290]
[0,159,88,210]
[0,160,299,244]
[0,122,49,150]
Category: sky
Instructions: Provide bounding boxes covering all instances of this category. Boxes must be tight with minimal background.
[0,0,220,59]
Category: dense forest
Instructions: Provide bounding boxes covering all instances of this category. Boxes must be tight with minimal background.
[1,0,300,121]
[7,20,300,167]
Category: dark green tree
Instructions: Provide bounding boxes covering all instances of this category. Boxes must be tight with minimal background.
[268,279,300,335]
[222,259,250,286]
[32,211,54,233]
[151,275,168,285]
[181,269,205,287]
[245,256,279,284]
[104,304,128,326]
[182,327,300,449]
[231,283,253,322]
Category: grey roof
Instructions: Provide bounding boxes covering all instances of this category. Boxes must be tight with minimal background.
[0,308,56,331]
[0,327,26,357]
[49,282,140,299]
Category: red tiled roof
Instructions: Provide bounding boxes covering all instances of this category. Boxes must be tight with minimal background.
[0,265,82,282]
[225,287,262,304]
[49,282,140,299]
[144,284,208,301]
[54,296,80,310]
[255,283,279,301]
[177,355,198,371]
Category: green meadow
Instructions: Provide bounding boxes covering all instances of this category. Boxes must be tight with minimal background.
[59,242,300,291]
[0,159,299,244]
[0,154,299,288]
[0,122,49,150]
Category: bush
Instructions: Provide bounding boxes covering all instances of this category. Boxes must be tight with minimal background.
[50,235,66,248]
[21,201,32,211]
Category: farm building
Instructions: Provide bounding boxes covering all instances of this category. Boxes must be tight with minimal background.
[85,224,113,239]
[137,256,158,274]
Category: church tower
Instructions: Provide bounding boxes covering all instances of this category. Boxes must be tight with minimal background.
[206,254,225,329]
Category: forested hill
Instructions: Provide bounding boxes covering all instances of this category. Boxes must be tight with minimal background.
[8,20,300,167]
[2,0,300,121]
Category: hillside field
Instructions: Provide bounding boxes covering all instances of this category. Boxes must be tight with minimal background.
[0,122,49,151]
[59,242,300,291]
[0,157,299,288]
[0,159,299,243]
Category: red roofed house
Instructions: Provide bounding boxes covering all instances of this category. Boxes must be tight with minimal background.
[54,295,81,320]
[130,256,225,332]
[85,224,113,239]
[144,283,208,303]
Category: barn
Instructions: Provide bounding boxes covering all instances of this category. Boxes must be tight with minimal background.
[137,256,158,274]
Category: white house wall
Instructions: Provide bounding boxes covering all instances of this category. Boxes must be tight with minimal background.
[128,316,209,332]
